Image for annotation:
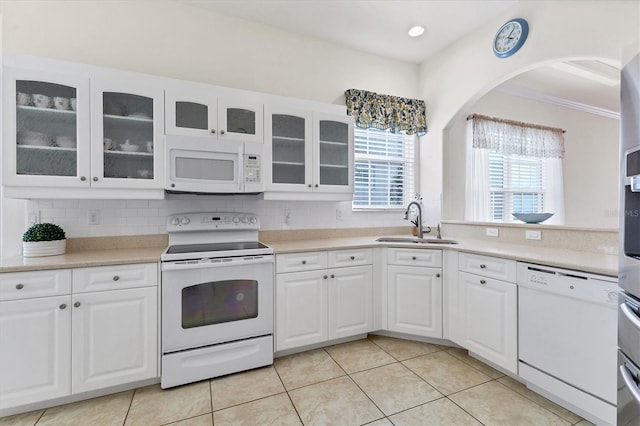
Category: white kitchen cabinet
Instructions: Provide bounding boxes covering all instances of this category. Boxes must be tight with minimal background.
[165,84,263,143]
[264,108,354,200]
[0,263,158,411]
[2,67,90,188]
[0,295,72,409]
[386,248,443,338]
[275,249,373,351]
[71,286,157,393]
[2,58,165,198]
[457,253,518,374]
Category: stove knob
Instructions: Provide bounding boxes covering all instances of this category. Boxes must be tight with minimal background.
[232,216,241,224]
[169,217,180,226]
[250,216,258,224]
[241,216,249,224]
[180,217,190,225]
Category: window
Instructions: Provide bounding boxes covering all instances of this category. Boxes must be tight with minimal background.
[352,127,416,209]
[488,153,545,221]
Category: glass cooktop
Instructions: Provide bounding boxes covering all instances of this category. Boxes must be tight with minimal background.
[166,241,269,255]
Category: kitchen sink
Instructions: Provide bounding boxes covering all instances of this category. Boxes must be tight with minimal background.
[375,237,459,245]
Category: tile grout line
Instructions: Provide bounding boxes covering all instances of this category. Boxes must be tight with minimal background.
[272,362,305,425]
[122,388,136,426]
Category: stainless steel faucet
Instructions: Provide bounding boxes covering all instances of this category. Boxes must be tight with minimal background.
[403,201,423,238]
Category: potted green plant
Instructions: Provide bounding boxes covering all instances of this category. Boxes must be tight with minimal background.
[22,223,66,257]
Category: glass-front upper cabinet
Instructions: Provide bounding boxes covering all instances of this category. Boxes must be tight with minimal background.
[264,105,313,191]
[90,78,164,189]
[166,84,263,143]
[2,68,91,187]
[313,113,354,194]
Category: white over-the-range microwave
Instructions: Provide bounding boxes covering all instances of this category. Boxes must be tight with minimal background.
[165,135,263,194]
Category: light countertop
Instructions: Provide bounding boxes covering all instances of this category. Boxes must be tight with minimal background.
[265,235,619,277]
[0,234,618,277]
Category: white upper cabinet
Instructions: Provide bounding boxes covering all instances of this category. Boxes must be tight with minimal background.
[165,84,263,144]
[3,67,91,188]
[264,106,354,200]
[90,77,165,189]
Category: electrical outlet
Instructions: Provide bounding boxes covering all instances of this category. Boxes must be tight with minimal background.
[87,210,100,225]
[336,208,343,221]
[486,227,499,237]
[525,230,542,240]
[283,209,291,226]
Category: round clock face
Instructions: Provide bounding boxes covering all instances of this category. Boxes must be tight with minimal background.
[493,18,529,58]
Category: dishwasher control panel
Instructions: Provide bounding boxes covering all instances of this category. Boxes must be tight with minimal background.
[517,262,618,305]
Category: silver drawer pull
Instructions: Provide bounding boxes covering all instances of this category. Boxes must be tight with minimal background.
[323,275,328,279]
[15,284,24,290]
[436,273,441,278]
[59,304,67,310]
[350,256,355,260]
[480,279,487,284]
[302,260,307,265]
[331,274,335,278]
[74,302,81,308]
[480,264,487,269]
[113,275,120,281]
[412,256,417,260]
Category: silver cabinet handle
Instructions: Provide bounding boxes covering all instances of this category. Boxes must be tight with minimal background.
[323,275,328,279]
[113,275,120,281]
[480,264,487,269]
[74,302,81,308]
[80,176,86,181]
[15,284,24,290]
[211,129,216,134]
[412,256,417,260]
[93,177,98,182]
[350,256,355,260]
[220,130,225,135]
[308,184,312,188]
[621,364,640,406]
[302,260,307,265]
[59,304,67,310]
[480,279,487,284]
[436,273,441,278]
[315,184,319,188]
[330,274,335,279]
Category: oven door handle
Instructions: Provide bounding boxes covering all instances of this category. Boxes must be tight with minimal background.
[162,257,274,271]
[622,301,640,331]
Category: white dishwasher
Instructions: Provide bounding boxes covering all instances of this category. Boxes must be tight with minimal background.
[517,262,618,425]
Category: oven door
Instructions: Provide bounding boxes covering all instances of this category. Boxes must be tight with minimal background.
[161,255,274,353]
[165,135,243,193]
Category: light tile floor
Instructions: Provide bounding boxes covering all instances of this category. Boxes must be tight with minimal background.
[1,335,594,426]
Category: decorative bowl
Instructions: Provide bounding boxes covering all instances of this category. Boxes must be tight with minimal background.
[512,213,554,224]
[120,143,139,152]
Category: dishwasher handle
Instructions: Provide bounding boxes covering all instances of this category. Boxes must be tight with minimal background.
[621,363,640,406]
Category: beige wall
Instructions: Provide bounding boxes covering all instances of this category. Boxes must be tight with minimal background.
[445,89,619,228]
[419,0,640,229]
[0,0,419,103]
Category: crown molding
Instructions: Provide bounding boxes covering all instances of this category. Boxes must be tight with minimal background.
[496,84,620,120]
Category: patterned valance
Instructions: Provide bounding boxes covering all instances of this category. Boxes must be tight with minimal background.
[345,89,427,136]
[470,114,565,158]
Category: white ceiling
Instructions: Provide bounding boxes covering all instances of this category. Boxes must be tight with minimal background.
[177,0,620,114]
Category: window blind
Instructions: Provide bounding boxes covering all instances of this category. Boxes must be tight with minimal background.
[353,128,415,209]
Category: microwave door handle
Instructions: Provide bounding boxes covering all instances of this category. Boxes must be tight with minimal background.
[238,145,244,192]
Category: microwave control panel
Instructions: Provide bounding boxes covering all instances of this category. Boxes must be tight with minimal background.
[244,154,261,183]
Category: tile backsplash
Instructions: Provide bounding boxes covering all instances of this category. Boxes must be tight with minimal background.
[25,194,442,238]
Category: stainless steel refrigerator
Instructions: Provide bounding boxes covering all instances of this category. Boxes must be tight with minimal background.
[618,51,640,425]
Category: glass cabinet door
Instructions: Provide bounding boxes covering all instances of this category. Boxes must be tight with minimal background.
[165,88,217,138]
[3,68,91,188]
[91,79,164,189]
[218,98,263,144]
[313,113,354,193]
[264,107,313,190]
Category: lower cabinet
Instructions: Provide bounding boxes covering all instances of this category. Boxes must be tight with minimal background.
[457,253,518,374]
[275,249,373,352]
[386,248,443,339]
[0,263,158,410]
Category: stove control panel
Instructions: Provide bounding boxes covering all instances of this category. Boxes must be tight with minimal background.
[167,212,260,232]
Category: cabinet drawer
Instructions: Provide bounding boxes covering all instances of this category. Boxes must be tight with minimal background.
[328,248,373,268]
[459,253,516,282]
[276,251,328,273]
[0,269,72,301]
[72,263,158,293]
[387,248,442,267]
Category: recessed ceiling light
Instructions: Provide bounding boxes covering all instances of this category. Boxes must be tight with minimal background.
[408,25,425,38]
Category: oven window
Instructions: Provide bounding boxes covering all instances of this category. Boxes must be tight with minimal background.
[181,280,258,328]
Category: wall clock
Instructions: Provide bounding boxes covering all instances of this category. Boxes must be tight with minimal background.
[493,18,529,58]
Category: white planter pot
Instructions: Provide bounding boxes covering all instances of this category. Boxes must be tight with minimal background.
[22,239,66,257]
